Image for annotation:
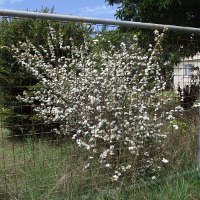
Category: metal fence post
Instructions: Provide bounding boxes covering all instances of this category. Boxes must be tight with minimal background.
[198,87,200,168]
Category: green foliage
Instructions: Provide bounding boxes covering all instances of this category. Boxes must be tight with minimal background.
[106,0,200,27]
[170,119,188,134]
[106,0,200,89]
[0,8,89,137]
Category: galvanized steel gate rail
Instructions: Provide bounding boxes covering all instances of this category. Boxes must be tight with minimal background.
[0,9,200,34]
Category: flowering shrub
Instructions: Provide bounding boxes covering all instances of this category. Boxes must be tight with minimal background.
[9,25,180,181]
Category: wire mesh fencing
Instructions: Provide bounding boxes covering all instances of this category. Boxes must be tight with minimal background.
[0,12,199,200]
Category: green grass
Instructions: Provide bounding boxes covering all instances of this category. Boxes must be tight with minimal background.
[91,169,200,200]
[0,129,111,199]
[0,106,200,199]
[158,90,178,98]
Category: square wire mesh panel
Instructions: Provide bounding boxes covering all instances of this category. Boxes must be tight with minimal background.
[0,15,199,199]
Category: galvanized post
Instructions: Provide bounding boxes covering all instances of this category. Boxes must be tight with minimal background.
[0,9,200,34]
[198,87,200,168]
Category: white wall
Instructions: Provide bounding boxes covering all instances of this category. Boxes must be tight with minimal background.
[173,54,200,90]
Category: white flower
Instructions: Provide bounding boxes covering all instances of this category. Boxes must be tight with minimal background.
[161,158,169,163]
[143,115,149,121]
[128,146,134,151]
[126,165,131,169]
[105,163,111,168]
[193,103,200,107]
[111,175,119,182]
[167,115,174,120]
[151,176,156,180]
[93,39,99,44]
[140,125,144,130]
[72,134,77,139]
[84,163,90,169]
[172,125,178,130]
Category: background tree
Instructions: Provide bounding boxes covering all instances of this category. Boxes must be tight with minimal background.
[0,7,91,137]
[106,0,200,56]
[106,0,200,90]
[106,0,200,27]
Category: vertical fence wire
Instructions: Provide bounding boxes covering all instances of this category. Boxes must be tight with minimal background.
[0,15,199,199]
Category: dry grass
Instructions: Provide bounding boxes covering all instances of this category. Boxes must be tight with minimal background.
[0,100,199,199]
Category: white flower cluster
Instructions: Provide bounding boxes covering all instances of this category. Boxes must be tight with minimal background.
[12,24,176,181]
